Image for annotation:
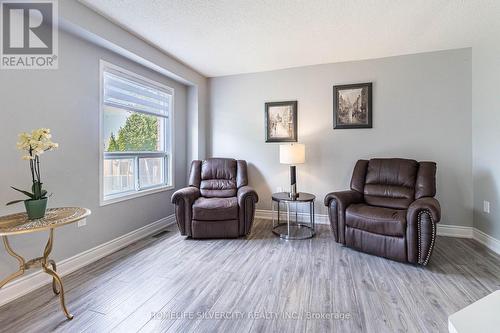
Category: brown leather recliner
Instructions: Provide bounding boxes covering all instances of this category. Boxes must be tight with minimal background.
[324,158,441,265]
[171,158,258,239]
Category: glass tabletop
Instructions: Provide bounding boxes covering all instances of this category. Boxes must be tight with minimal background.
[271,192,315,202]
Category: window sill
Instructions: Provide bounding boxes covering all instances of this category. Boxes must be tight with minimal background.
[100,185,174,206]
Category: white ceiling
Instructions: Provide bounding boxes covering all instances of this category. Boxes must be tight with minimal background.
[80,0,499,77]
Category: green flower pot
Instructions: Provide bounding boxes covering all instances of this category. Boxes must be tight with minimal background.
[24,198,48,220]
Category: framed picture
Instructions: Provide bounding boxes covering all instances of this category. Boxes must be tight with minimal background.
[265,101,298,142]
[333,82,372,129]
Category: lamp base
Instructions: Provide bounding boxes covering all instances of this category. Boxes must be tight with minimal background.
[289,183,298,199]
[289,166,299,199]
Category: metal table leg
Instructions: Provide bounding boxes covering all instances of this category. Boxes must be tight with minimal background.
[278,200,281,223]
[295,201,298,226]
[0,236,25,289]
[312,201,316,231]
[272,200,275,228]
[0,229,73,320]
[287,202,290,236]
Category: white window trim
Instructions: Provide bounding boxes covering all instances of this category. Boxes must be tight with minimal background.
[99,60,175,206]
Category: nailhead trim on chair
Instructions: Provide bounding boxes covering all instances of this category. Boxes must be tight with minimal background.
[417,210,436,265]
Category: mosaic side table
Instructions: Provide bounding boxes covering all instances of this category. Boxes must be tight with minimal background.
[0,207,91,320]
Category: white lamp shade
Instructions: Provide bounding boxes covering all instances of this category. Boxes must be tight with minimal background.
[280,144,305,164]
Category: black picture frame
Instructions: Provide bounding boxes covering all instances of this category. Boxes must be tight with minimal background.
[333,82,372,129]
[265,101,298,142]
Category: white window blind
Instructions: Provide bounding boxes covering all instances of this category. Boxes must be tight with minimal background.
[103,71,171,116]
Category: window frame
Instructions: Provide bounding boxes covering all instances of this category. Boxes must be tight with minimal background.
[99,60,175,206]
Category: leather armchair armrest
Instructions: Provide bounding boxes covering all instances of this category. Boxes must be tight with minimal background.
[171,186,200,204]
[406,197,441,265]
[171,187,200,236]
[407,197,441,223]
[324,190,363,207]
[237,186,259,206]
[237,186,258,236]
[324,190,363,244]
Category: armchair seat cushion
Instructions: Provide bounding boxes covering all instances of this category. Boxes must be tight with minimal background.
[193,197,238,221]
[346,204,406,237]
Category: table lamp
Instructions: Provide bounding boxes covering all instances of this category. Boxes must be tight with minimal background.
[280,143,305,199]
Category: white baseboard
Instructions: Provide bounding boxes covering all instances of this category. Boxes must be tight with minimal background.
[0,214,175,307]
[255,209,500,255]
[473,228,500,255]
[436,224,474,238]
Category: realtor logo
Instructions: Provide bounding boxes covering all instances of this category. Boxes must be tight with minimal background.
[1,0,58,69]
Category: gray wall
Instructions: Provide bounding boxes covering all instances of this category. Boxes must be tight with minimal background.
[0,30,187,273]
[472,41,500,239]
[209,48,473,227]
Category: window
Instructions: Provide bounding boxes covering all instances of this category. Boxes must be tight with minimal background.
[100,61,174,205]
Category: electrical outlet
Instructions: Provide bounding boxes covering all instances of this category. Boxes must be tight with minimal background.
[483,201,490,214]
[77,219,87,228]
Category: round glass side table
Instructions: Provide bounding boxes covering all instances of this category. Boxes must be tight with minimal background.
[271,192,316,240]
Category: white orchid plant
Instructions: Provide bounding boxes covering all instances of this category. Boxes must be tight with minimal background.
[7,128,59,205]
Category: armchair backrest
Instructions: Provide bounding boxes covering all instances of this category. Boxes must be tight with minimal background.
[188,158,248,198]
[350,158,436,209]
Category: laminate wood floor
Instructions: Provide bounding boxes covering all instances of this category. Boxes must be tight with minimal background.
[1,219,500,333]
